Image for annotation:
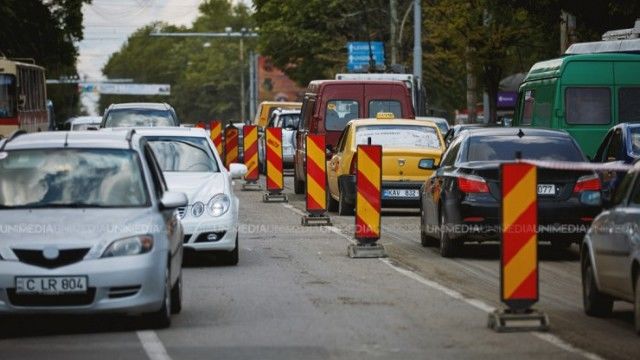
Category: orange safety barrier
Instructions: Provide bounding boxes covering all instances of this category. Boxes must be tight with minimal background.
[355,144,382,242]
[224,125,239,169]
[265,127,283,192]
[210,120,222,156]
[243,125,259,182]
[305,134,327,212]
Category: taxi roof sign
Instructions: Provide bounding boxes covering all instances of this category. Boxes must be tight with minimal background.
[376,112,395,119]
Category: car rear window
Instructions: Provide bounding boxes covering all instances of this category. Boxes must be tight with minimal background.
[105,108,176,127]
[355,125,441,149]
[466,135,584,162]
[325,100,359,131]
[146,136,219,172]
[0,149,149,208]
[368,100,402,118]
[565,87,611,125]
[619,87,640,123]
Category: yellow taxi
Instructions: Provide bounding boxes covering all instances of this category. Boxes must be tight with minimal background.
[327,114,445,215]
[253,101,301,128]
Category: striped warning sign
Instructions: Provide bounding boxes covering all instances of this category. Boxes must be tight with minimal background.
[355,144,382,242]
[243,125,259,181]
[501,162,538,308]
[210,120,222,155]
[305,134,327,212]
[224,125,239,169]
[265,127,283,192]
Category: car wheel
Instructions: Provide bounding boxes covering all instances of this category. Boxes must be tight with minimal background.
[145,264,171,329]
[551,239,572,251]
[170,269,182,314]
[221,234,239,266]
[338,187,354,216]
[420,208,437,247]
[327,192,339,212]
[582,259,613,317]
[439,211,458,257]
[635,274,640,335]
[294,170,304,194]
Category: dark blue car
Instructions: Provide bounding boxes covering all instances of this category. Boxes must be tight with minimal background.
[593,123,640,202]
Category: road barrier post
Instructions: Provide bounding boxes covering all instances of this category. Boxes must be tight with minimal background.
[263,127,288,202]
[488,162,549,332]
[348,144,386,258]
[242,125,261,191]
[195,121,206,129]
[224,124,239,170]
[210,120,223,156]
[301,134,331,226]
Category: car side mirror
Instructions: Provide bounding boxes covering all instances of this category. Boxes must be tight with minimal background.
[418,158,438,170]
[229,163,248,179]
[160,191,188,210]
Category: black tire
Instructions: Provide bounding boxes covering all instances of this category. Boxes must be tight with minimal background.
[420,207,437,247]
[145,265,172,329]
[582,259,613,317]
[634,274,640,335]
[439,211,458,257]
[551,240,572,251]
[170,269,182,314]
[327,192,339,212]
[294,170,305,194]
[338,187,354,216]
[221,234,239,266]
[259,159,266,175]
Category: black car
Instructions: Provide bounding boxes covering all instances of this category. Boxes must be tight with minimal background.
[420,128,603,257]
[443,123,494,146]
[101,102,180,128]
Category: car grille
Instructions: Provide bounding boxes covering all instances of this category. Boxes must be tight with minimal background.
[177,207,186,219]
[12,248,90,269]
[195,231,226,243]
[7,288,96,307]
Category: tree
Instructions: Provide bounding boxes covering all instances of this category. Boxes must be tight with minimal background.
[0,0,91,124]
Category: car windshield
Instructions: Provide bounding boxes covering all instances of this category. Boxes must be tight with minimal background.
[0,149,149,208]
[0,74,16,118]
[104,108,175,127]
[147,136,218,172]
[355,125,441,149]
[630,127,640,156]
[466,136,584,162]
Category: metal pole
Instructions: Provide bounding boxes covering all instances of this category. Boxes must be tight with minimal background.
[240,36,245,122]
[390,0,398,65]
[249,51,256,121]
[412,0,422,81]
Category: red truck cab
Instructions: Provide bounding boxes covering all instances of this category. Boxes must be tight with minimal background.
[293,80,415,194]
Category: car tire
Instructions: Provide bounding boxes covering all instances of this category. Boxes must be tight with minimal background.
[338,187,354,216]
[420,208,437,247]
[634,274,640,335]
[145,265,172,329]
[439,211,458,257]
[221,234,239,266]
[327,192,339,212]
[170,269,182,314]
[582,259,613,317]
[294,171,304,194]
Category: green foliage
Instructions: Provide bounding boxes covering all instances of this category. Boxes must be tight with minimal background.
[0,0,91,124]
[101,0,255,123]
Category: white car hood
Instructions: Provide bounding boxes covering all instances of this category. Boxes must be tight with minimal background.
[163,172,229,203]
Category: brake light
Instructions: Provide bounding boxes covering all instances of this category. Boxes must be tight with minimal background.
[573,175,601,193]
[458,175,489,193]
[349,156,357,175]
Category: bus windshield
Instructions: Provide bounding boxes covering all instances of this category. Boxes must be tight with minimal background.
[0,75,16,118]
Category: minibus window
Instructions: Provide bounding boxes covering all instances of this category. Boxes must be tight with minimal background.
[565,87,611,125]
[619,87,640,123]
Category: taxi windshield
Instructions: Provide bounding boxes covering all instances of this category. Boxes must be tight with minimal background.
[355,125,441,149]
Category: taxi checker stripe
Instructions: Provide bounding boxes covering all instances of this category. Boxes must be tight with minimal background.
[502,163,538,301]
[306,136,326,210]
[266,128,283,190]
[210,121,222,155]
[243,125,259,180]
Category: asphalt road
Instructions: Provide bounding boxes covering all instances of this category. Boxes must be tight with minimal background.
[0,174,637,359]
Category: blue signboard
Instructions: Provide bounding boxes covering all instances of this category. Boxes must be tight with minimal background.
[347,41,385,72]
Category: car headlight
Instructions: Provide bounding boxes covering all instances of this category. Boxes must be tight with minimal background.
[102,235,153,258]
[207,194,230,217]
[191,201,205,217]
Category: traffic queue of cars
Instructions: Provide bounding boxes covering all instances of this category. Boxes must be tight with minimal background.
[0,108,247,328]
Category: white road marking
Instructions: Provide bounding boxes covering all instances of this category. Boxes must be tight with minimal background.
[281,200,605,359]
[137,331,172,360]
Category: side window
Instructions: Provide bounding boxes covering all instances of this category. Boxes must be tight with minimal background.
[368,100,402,118]
[300,97,315,131]
[337,125,351,153]
[605,129,623,161]
[565,87,611,124]
[267,113,277,128]
[144,145,167,199]
[325,100,359,131]
[613,171,635,206]
[441,140,461,167]
[595,131,613,162]
[521,90,534,125]
[619,87,640,123]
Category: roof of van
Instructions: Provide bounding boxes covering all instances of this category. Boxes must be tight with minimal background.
[523,53,640,82]
[306,79,408,92]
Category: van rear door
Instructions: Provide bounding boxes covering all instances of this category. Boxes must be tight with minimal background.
[319,83,363,147]
[363,83,415,120]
